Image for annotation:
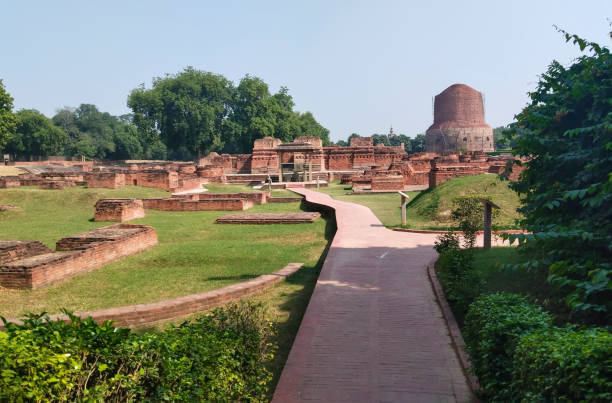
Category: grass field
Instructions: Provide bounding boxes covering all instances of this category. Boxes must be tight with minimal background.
[316,174,522,229]
[0,185,330,318]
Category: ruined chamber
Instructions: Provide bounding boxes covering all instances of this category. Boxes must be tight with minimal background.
[425,83,494,153]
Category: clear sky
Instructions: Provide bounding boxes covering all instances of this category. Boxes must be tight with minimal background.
[1,0,610,142]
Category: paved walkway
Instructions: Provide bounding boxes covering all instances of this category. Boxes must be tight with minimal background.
[273,189,474,402]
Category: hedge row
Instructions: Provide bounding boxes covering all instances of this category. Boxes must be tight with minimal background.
[464,293,612,401]
[0,302,273,402]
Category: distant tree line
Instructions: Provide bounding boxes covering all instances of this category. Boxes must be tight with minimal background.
[0,67,330,161]
[334,132,426,153]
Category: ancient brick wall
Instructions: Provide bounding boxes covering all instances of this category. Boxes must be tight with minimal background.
[0,241,52,264]
[196,166,226,183]
[370,175,404,191]
[198,192,269,204]
[39,180,75,190]
[86,173,126,189]
[0,176,21,188]
[41,172,84,182]
[126,170,178,190]
[350,137,374,147]
[94,199,146,222]
[142,198,253,211]
[0,224,157,289]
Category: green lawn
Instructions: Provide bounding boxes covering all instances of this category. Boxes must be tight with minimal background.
[316,174,522,229]
[205,182,296,197]
[0,185,330,318]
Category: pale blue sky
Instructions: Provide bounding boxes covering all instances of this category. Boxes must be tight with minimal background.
[1,0,610,142]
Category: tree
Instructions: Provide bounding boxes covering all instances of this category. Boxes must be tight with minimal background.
[410,134,425,153]
[128,67,234,159]
[507,29,612,322]
[296,112,330,145]
[7,109,67,159]
[0,79,17,151]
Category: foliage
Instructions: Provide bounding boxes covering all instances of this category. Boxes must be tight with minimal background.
[371,133,412,152]
[436,246,483,321]
[512,327,612,402]
[51,105,147,160]
[433,230,460,254]
[506,30,612,321]
[463,293,553,401]
[6,109,67,158]
[451,196,483,248]
[0,78,17,151]
[0,302,274,401]
[128,67,329,158]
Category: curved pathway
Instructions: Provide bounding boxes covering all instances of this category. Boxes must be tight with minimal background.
[273,189,473,402]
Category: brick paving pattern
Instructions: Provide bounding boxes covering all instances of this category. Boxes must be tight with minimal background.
[273,189,474,402]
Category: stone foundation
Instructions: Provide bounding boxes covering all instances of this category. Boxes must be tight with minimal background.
[216,212,320,224]
[198,192,269,205]
[39,180,75,190]
[86,173,126,189]
[0,176,21,188]
[0,224,157,289]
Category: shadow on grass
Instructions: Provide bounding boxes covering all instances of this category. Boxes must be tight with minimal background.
[265,207,336,398]
[206,274,258,281]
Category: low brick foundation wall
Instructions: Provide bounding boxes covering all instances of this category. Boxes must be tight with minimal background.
[198,192,269,204]
[0,176,21,188]
[0,241,52,265]
[142,198,253,211]
[39,180,75,190]
[0,224,157,289]
[268,197,303,203]
[3,263,303,328]
[86,173,126,189]
[370,175,404,191]
[216,212,320,224]
[94,199,146,222]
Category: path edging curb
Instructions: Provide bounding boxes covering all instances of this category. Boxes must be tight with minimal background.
[427,257,481,399]
[3,263,304,329]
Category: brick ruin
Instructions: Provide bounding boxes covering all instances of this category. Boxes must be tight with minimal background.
[94,199,146,222]
[0,224,157,289]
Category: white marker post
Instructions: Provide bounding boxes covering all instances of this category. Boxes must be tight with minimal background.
[398,191,410,226]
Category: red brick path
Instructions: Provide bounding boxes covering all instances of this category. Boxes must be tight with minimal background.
[273,189,474,402]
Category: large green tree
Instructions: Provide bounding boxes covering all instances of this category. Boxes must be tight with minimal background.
[7,109,67,158]
[507,29,612,322]
[128,67,234,158]
[128,67,330,157]
[0,79,17,151]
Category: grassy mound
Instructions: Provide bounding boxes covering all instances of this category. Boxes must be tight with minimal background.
[406,174,522,228]
[317,174,522,229]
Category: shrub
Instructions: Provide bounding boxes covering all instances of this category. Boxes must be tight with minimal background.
[436,248,483,321]
[434,230,460,254]
[463,293,553,401]
[0,302,273,401]
[512,327,612,402]
[451,196,483,248]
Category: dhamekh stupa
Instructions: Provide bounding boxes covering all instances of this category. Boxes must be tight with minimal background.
[425,83,494,153]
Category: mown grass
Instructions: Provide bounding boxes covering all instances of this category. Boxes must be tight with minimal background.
[316,174,522,229]
[205,182,296,197]
[0,185,329,318]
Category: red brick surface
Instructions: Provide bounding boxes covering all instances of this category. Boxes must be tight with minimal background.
[273,189,474,402]
[0,224,157,289]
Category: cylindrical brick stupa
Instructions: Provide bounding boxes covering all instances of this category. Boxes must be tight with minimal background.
[425,84,494,153]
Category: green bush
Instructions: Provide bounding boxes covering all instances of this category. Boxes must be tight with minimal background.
[0,302,273,401]
[512,327,612,402]
[436,248,483,321]
[463,293,553,401]
[433,230,460,254]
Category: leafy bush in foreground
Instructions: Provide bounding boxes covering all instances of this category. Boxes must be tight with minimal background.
[512,327,612,402]
[0,302,273,401]
[463,293,553,401]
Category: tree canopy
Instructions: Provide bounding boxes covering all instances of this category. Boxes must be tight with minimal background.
[507,29,612,323]
[0,79,17,152]
[128,67,330,158]
[6,110,67,158]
